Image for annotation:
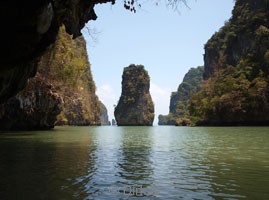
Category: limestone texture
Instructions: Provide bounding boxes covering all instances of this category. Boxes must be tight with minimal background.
[115,65,154,126]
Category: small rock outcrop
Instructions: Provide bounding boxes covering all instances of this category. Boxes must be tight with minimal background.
[158,66,204,126]
[114,65,154,126]
[112,119,117,126]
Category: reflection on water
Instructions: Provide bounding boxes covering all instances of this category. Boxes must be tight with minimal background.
[0,126,269,199]
[0,127,97,199]
[116,127,153,183]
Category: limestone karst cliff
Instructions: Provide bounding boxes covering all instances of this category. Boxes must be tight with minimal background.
[45,27,102,126]
[114,65,155,126]
[0,26,109,130]
[100,102,111,125]
[159,0,269,126]
[158,66,204,126]
[189,0,269,125]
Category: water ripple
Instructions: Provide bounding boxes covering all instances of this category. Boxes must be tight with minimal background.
[0,126,269,199]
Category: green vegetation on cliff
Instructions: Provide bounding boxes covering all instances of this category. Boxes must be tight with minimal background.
[159,0,269,126]
[39,26,107,126]
[158,66,204,126]
[0,26,110,130]
[114,64,155,126]
[189,0,269,125]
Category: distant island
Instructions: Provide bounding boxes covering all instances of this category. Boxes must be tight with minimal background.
[158,66,204,126]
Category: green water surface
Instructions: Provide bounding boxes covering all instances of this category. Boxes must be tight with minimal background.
[0,126,268,199]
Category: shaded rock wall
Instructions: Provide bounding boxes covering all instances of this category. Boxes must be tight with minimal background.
[100,102,111,125]
[115,65,154,126]
[0,74,62,130]
[0,0,114,102]
[0,27,109,130]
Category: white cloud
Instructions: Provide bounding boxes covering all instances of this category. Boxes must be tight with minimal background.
[150,83,171,124]
[96,84,118,121]
[97,85,114,97]
[150,83,169,100]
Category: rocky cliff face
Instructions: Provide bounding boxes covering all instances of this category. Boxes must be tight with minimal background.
[114,65,155,126]
[158,66,204,126]
[47,28,101,125]
[204,0,269,79]
[100,102,111,125]
[189,0,269,125]
[0,74,62,130]
[0,0,114,103]
[0,26,109,130]
[39,26,105,126]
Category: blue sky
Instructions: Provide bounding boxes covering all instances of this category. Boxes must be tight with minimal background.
[82,0,235,124]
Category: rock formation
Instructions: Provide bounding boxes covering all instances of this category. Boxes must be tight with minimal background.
[0,26,109,130]
[112,119,117,126]
[46,27,102,126]
[158,66,204,126]
[0,0,115,103]
[0,73,62,131]
[189,0,269,125]
[100,102,111,125]
[114,65,154,126]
